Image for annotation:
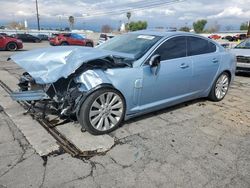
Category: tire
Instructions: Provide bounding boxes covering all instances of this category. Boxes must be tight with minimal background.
[6,42,17,51]
[61,42,69,46]
[78,88,125,135]
[85,42,93,47]
[208,72,230,102]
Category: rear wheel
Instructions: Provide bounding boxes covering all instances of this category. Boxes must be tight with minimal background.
[6,42,17,51]
[208,72,230,101]
[86,42,93,47]
[78,88,125,135]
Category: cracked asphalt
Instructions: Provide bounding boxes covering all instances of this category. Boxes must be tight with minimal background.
[0,42,250,188]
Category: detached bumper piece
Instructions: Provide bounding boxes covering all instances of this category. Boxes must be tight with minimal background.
[10,90,49,101]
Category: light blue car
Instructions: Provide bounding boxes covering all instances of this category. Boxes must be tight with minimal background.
[10,30,236,135]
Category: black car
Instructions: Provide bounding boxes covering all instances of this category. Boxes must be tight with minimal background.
[37,34,49,41]
[13,34,41,43]
[222,35,236,42]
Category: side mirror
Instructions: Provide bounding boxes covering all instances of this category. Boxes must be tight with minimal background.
[149,54,161,67]
[0,35,4,39]
[149,54,161,76]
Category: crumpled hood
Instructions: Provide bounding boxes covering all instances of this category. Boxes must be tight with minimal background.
[230,48,250,57]
[10,46,134,84]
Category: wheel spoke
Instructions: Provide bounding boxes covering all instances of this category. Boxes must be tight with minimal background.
[111,102,122,109]
[110,96,119,106]
[96,117,104,130]
[100,94,106,105]
[89,110,100,117]
[91,114,102,126]
[111,110,122,117]
[108,115,118,125]
[92,101,101,109]
[104,117,110,130]
[106,92,113,104]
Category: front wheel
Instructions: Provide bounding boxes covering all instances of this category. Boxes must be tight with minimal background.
[208,72,230,101]
[6,42,17,51]
[78,88,125,135]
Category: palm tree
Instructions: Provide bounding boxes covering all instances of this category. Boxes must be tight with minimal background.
[126,12,131,31]
[68,16,75,30]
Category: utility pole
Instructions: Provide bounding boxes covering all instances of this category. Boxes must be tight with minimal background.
[35,0,40,31]
[247,21,250,38]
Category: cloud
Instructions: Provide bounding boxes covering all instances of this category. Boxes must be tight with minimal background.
[0,0,249,30]
[208,6,250,19]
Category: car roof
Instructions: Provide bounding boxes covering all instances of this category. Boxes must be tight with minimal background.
[131,30,193,37]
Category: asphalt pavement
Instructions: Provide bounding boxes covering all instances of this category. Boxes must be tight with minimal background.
[0,42,249,188]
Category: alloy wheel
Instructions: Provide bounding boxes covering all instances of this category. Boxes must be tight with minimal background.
[215,74,229,100]
[89,92,124,131]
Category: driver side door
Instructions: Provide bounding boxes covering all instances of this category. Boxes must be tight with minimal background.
[140,36,193,111]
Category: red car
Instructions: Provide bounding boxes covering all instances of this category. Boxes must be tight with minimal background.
[0,34,23,51]
[49,33,94,47]
[208,34,221,40]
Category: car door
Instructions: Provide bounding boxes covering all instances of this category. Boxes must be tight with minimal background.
[140,36,193,111]
[187,36,220,93]
[0,35,5,49]
[70,34,83,45]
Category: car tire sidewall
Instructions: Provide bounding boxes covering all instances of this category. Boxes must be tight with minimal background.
[86,42,93,47]
[209,72,230,102]
[6,42,17,51]
[78,88,125,135]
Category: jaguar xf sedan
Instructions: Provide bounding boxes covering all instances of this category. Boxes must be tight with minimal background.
[10,31,236,135]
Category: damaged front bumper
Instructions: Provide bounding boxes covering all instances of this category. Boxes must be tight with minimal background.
[10,90,49,101]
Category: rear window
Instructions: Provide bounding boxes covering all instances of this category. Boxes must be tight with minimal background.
[187,36,216,56]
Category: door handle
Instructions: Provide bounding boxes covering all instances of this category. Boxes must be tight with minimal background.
[212,58,219,63]
[180,63,189,69]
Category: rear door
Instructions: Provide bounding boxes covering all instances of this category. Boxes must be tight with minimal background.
[187,36,219,93]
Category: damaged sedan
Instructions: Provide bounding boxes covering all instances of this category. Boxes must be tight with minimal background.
[10,31,236,135]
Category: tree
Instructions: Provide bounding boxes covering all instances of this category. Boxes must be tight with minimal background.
[68,16,75,30]
[126,12,131,31]
[101,24,113,33]
[193,19,207,33]
[126,21,147,31]
[179,26,190,32]
[240,22,248,30]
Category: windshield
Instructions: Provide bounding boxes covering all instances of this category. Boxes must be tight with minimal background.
[235,39,250,49]
[71,33,85,39]
[97,33,162,59]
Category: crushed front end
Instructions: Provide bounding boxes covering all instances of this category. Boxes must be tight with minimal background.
[11,72,85,118]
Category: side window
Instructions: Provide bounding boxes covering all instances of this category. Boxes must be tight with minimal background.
[154,36,187,61]
[187,36,216,56]
[208,42,217,52]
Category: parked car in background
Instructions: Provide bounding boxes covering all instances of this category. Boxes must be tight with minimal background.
[12,34,41,43]
[49,33,93,47]
[222,35,236,42]
[0,33,8,37]
[10,31,235,135]
[37,34,49,41]
[208,34,221,40]
[231,38,250,73]
[234,34,247,41]
[97,33,115,45]
[0,34,23,51]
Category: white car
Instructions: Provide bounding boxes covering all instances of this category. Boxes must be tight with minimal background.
[230,38,250,73]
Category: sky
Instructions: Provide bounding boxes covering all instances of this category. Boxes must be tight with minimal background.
[0,0,249,31]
